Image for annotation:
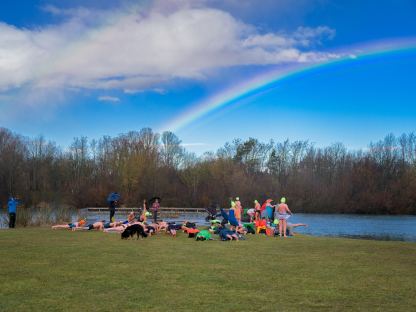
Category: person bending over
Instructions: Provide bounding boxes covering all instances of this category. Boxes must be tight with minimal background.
[167,223,182,237]
[217,226,239,241]
[157,221,169,232]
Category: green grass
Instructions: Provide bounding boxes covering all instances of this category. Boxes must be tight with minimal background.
[1,228,416,311]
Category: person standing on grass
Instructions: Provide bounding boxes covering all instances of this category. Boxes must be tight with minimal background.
[254,200,261,221]
[8,196,19,228]
[276,197,292,238]
[151,198,160,223]
[235,197,242,224]
[260,199,273,221]
[141,199,148,222]
[107,192,120,222]
[109,199,118,223]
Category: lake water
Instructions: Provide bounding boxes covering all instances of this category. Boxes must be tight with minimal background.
[287,213,416,242]
[2,210,416,242]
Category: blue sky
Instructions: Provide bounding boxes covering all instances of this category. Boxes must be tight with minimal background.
[0,0,415,154]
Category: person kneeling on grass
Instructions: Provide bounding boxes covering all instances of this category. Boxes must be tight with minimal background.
[145,223,157,236]
[144,222,160,236]
[167,222,182,237]
[216,225,239,241]
[52,219,86,231]
[196,230,213,241]
[182,221,200,238]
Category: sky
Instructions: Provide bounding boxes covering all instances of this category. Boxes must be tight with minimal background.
[0,0,415,154]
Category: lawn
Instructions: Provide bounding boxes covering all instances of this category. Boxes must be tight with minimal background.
[0,228,415,311]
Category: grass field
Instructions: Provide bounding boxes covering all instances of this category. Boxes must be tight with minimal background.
[1,228,416,311]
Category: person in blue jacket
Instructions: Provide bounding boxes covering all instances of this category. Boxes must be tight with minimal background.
[8,196,19,228]
[107,192,120,223]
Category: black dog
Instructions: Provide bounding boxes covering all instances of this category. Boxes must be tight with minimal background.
[121,224,148,239]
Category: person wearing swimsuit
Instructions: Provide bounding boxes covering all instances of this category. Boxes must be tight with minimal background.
[276,197,292,238]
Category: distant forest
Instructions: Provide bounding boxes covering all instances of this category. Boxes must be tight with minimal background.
[1,126,416,214]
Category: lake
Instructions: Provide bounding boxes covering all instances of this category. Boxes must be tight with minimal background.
[2,210,416,242]
[287,213,416,241]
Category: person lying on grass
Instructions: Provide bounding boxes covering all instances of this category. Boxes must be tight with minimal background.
[51,219,86,231]
[104,221,146,233]
[75,220,122,231]
[145,223,158,236]
[156,221,169,232]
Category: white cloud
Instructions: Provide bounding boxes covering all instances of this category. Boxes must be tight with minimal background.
[98,95,121,103]
[294,26,336,47]
[0,3,337,96]
[243,33,295,48]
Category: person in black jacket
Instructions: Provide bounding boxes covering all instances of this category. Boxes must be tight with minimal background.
[109,200,118,222]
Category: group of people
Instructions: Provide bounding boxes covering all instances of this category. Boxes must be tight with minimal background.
[108,196,160,223]
[51,210,205,239]
[216,196,306,238]
[6,192,307,239]
[235,196,295,238]
[51,196,307,240]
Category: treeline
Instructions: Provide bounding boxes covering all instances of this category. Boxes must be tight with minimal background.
[1,127,416,214]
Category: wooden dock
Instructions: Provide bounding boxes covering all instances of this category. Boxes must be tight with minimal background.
[80,207,209,217]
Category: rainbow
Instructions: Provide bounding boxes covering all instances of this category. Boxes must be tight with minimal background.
[163,38,416,132]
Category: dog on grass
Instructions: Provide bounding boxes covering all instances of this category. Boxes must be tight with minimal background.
[121,224,148,239]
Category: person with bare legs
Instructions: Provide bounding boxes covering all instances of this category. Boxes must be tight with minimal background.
[151,199,160,223]
[286,223,308,236]
[157,221,168,232]
[276,197,292,238]
[141,200,148,222]
[77,220,122,231]
[254,200,261,221]
[235,197,242,224]
[104,221,147,233]
[52,219,86,231]
[103,223,129,233]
